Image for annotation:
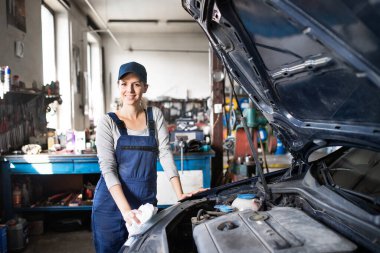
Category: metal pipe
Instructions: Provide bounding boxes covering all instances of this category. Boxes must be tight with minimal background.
[128,47,208,53]
[83,0,121,49]
[179,140,185,175]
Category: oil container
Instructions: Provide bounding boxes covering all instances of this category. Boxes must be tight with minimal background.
[6,218,28,252]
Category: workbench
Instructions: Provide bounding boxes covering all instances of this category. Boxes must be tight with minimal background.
[1,151,214,220]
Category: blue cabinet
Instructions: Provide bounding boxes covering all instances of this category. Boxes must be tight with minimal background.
[157,152,214,206]
[1,151,214,220]
[1,154,99,220]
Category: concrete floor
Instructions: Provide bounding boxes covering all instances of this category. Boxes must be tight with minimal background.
[23,230,95,253]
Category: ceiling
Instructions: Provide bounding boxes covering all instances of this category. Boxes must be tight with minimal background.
[75,0,203,34]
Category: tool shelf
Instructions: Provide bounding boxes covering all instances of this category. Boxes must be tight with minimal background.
[1,151,214,220]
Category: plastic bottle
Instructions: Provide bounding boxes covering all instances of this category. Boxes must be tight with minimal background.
[4,66,10,94]
[47,136,55,150]
[66,130,75,151]
[0,80,3,99]
[0,66,4,99]
[12,185,22,207]
[22,183,30,206]
[275,138,286,155]
[231,193,260,211]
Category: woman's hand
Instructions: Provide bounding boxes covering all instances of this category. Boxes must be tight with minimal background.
[178,188,208,200]
[122,210,142,226]
[178,193,192,200]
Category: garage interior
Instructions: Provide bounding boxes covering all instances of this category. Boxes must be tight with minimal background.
[2,0,379,253]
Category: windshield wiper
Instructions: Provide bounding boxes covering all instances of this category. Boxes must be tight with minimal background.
[333,186,380,206]
[320,162,380,206]
[320,162,335,186]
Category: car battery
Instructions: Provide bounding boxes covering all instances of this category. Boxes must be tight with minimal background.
[6,218,28,252]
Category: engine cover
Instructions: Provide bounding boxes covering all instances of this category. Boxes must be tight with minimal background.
[193,207,356,253]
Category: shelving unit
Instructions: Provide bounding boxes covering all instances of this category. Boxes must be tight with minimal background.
[13,206,93,212]
[1,151,215,220]
[1,154,99,220]
[148,98,208,125]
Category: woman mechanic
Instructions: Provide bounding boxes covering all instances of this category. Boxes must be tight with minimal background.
[92,61,194,252]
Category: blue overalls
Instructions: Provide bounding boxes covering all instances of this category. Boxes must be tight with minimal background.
[92,107,158,253]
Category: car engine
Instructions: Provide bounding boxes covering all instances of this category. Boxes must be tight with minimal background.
[192,207,356,253]
[164,185,360,253]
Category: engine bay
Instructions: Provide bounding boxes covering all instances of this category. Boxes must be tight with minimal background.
[165,187,359,253]
[161,149,380,253]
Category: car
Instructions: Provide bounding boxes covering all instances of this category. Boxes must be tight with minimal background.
[120,0,380,252]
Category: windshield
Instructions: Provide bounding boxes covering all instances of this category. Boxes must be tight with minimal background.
[329,148,380,196]
[308,146,342,162]
[317,148,380,212]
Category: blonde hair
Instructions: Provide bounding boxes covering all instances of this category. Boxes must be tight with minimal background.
[141,97,148,109]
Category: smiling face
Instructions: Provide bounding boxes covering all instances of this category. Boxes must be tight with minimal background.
[118,72,148,106]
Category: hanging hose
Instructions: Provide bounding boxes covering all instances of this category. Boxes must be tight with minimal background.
[259,137,270,174]
[227,73,270,200]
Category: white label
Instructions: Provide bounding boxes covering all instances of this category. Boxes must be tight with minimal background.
[214,103,223,113]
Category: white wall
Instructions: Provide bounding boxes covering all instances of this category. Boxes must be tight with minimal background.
[102,33,210,112]
[0,0,43,86]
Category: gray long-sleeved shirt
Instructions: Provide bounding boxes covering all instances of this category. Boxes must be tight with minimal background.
[95,106,179,189]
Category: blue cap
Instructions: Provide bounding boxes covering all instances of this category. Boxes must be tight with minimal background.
[214,205,234,213]
[118,61,147,83]
[237,193,256,199]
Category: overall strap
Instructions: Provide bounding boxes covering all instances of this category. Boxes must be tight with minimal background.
[147,107,156,137]
[107,112,128,135]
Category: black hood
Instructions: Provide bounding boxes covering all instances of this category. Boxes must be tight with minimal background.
[183,0,380,160]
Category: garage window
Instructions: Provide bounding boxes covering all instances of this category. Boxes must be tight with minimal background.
[41,4,56,86]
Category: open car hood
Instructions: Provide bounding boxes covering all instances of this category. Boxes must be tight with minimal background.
[183,0,380,160]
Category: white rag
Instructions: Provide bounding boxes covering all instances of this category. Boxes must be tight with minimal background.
[124,203,158,246]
